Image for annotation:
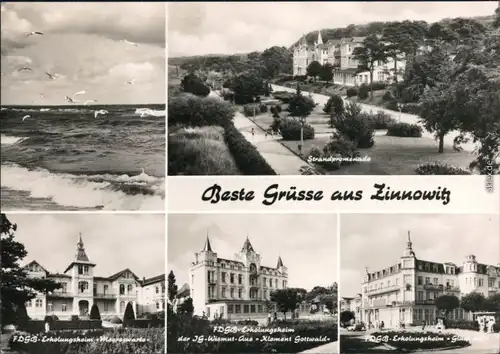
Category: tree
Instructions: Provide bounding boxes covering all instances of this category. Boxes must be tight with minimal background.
[306,286,330,302]
[340,310,355,326]
[123,301,135,323]
[261,46,293,78]
[319,63,334,85]
[352,35,388,100]
[461,292,487,313]
[1,214,61,326]
[288,84,315,119]
[306,61,322,81]
[168,270,178,304]
[230,71,265,104]
[89,303,101,320]
[270,288,302,319]
[324,94,345,127]
[494,6,500,29]
[181,72,210,97]
[485,293,500,312]
[435,294,460,317]
[177,298,194,315]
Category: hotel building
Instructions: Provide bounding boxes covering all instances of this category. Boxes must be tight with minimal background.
[292,31,406,86]
[24,235,165,320]
[352,232,500,327]
[189,235,288,320]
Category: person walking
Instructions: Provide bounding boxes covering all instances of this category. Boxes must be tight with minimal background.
[251,128,255,139]
[422,320,426,331]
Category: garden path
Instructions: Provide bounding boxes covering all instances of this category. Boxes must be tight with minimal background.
[300,340,339,353]
[270,84,476,152]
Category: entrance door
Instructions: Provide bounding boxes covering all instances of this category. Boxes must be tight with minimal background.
[78,300,89,317]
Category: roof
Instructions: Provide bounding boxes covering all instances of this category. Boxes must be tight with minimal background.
[23,260,48,274]
[202,235,213,252]
[107,268,140,281]
[241,237,255,253]
[141,274,165,286]
[277,256,284,268]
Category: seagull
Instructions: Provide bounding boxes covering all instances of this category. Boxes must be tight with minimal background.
[18,67,32,72]
[45,72,58,80]
[84,100,97,106]
[26,31,44,37]
[64,90,86,103]
[126,78,136,85]
[39,93,44,99]
[123,39,138,47]
[94,110,108,118]
[22,115,30,122]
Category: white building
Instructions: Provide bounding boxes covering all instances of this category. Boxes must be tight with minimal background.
[353,232,500,328]
[292,31,406,86]
[24,235,165,320]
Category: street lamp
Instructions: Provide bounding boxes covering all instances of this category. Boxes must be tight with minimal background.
[396,102,404,122]
[298,116,306,155]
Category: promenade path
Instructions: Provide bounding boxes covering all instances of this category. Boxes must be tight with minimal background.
[209,91,313,175]
[300,341,339,353]
[271,84,476,153]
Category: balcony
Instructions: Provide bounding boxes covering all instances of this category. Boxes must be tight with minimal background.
[366,284,400,296]
[94,293,116,299]
[423,283,443,291]
[444,286,460,293]
[47,292,74,298]
[488,287,499,293]
[415,299,436,305]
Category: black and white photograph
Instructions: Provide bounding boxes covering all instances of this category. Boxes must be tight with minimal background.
[168,1,500,176]
[0,213,165,354]
[167,213,338,353]
[339,213,500,354]
[0,3,166,210]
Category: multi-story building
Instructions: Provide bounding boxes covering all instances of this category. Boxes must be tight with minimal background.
[24,235,165,320]
[292,31,406,86]
[189,235,288,320]
[340,294,362,321]
[355,232,500,328]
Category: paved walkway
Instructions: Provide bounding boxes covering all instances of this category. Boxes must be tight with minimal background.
[300,341,339,353]
[209,91,314,175]
[271,84,476,152]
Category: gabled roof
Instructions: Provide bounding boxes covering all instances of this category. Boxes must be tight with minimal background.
[24,260,48,274]
[107,268,139,281]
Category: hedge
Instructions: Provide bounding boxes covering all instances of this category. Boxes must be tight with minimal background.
[223,122,277,175]
[332,114,374,149]
[346,87,358,97]
[280,118,315,141]
[168,94,235,127]
[366,111,397,129]
[272,91,295,103]
[358,84,369,99]
[20,320,102,333]
[386,122,423,138]
[415,163,471,175]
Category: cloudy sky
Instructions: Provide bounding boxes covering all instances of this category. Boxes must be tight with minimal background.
[1,2,165,105]
[6,213,165,279]
[168,214,338,291]
[340,214,500,297]
[168,1,498,57]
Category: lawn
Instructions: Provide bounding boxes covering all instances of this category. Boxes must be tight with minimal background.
[168,125,241,175]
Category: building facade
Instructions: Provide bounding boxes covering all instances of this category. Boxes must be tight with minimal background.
[24,235,165,320]
[340,293,362,322]
[292,31,406,86]
[354,232,500,328]
[189,235,288,320]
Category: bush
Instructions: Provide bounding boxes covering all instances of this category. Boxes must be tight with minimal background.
[287,93,315,118]
[168,94,235,127]
[371,331,470,351]
[415,163,471,175]
[382,90,394,101]
[386,122,423,137]
[367,111,397,129]
[89,304,101,320]
[181,73,210,97]
[123,302,136,324]
[357,84,369,99]
[333,102,374,148]
[243,104,259,117]
[223,123,277,175]
[371,82,387,91]
[280,118,315,141]
[70,315,79,321]
[236,320,259,326]
[346,87,358,97]
[221,90,234,102]
[318,134,361,171]
[293,75,307,82]
[446,320,499,332]
[270,116,282,132]
[259,103,268,113]
[323,94,344,115]
[272,91,295,103]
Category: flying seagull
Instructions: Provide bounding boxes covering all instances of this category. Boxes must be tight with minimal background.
[84,100,97,106]
[64,90,86,103]
[39,93,44,98]
[123,39,138,47]
[45,71,58,80]
[18,67,32,72]
[126,78,136,85]
[26,31,44,37]
[22,115,30,122]
[94,109,108,118]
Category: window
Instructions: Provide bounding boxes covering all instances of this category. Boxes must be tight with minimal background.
[104,302,108,312]
[78,265,89,275]
[228,305,234,313]
[238,288,242,298]
[244,305,249,313]
[238,274,243,285]
[120,284,125,295]
[250,305,256,313]
[230,288,234,298]
[104,285,108,294]
[162,301,165,309]
[78,281,89,293]
[120,301,125,312]
[230,273,235,284]
[222,272,226,283]
[62,304,67,312]
[235,305,241,313]
[155,286,159,294]
[127,284,133,293]
[222,287,226,298]
[48,302,53,312]
[433,278,438,285]
[26,300,32,308]
[479,278,484,287]
[35,299,42,307]
[418,276,423,285]
[156,302,160,310]
[425,277,430,284]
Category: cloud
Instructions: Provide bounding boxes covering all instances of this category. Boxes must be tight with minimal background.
[168,1,498,57]
[340,214,500,298]
[1,3,165,105]
[168,214,338,292]
[5,213,165,279]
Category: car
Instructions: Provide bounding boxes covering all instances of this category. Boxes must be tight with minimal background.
[347,323,366,331]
